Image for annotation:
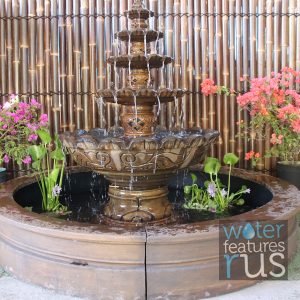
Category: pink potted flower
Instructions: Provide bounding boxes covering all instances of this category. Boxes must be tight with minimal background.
[201,68,300,189]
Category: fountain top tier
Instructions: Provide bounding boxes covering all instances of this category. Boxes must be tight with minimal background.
[98,0,186,136]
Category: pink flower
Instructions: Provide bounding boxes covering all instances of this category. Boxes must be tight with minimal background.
[28,134,38,142]
[27,123,39,131]
[245,151,260,161]
[201,79,218,96]
[22,156,32,165]
[3,154,9,164]
[30,99,41,108]
[245,151,255,160]
[39,114,48,126]
[291,120,300,133]
[2,124,8,129]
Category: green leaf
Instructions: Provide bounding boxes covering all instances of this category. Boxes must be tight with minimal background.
[28,145,46,161]
[236,199,245,206]
[50,148,65,161]
[223,153,239,165]
[49,168,60,183]
[204,157,221,175]
[184,185,192,195]
[54,133,62,148]
[32,161,41,170]
[191,173,197,184]
[37,129,52,144]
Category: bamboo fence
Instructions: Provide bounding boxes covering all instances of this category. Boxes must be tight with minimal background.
[0,0,299,170]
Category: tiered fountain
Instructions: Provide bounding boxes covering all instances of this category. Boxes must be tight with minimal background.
[0,1,300,299]
[62,0,218,224]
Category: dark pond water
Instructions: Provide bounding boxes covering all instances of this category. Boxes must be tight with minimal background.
[13,170,273,225]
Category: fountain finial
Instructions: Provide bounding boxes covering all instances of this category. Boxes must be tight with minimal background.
[132,0,145,9]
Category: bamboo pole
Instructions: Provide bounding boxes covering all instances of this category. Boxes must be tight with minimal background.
[180,0,188,129]
[235,0,243,167]
[166,0,174,129]
[289,0,296,70]
[222,0,229,155]
[281,0,288,68]
[174,0,180,126]
[50,0,60,132]
[158,0,166,128]
[0,0,6,100]
[89,0,97,128]
[66,0,75,132]
[96,0,105,128]
[200,0,208,131]
[36,0,45,112]
[81,0,90,131]
[229,0,236,155]
[28,0,36,96]
[73,0,82,129]
[297,0,300,92]
[4,0,13,96]
[44,0,51,127]
[257,0,265,170]
[188,0,194,129]
[265,0,274,170]
[215,0,223,160]
[20,0,28,101]
[274,0,281,73]
[105,0,112,128]
[58,0,67,132]
[249,0,257,164]
[12,0,20,95]
[207,0,215,156]
[242,0,250,168]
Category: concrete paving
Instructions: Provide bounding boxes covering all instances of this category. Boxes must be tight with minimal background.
[1,217,300,300]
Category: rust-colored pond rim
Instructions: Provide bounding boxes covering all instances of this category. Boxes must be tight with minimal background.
[0,167,299,300]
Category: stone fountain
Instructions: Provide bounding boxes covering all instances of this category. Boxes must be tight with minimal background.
[61,0,218,224]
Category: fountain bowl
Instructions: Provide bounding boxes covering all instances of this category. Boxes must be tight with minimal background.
[0,167,299,299]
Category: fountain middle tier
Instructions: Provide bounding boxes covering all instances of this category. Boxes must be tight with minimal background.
[107,54,172,69]
[115,29,164,42]
[98,88,186,105]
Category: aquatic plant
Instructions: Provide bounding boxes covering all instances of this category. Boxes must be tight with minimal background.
[183,153,250,213]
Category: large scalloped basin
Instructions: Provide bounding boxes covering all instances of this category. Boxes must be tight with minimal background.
[61,129,219,175]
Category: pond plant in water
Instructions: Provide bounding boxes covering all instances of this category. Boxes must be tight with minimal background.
[183,153,250,213]
[28,129,67,213]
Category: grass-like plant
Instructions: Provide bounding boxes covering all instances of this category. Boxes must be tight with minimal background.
[183,153,250,213]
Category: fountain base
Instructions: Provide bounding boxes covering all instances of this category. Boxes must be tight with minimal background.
[104,185,172,223]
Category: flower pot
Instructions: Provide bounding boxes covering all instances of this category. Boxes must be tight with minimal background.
[276,161,300,190]
[0,168,7,183]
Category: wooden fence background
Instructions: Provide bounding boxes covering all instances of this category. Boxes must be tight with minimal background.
[0,0,299,170]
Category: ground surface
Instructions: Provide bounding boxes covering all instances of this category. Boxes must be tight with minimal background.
[1,216,300,300]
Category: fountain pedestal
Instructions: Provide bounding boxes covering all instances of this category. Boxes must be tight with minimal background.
[105,186,171,223]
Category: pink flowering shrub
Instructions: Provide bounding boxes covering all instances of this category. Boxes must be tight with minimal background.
[237,68,300,161]
[201,68,300,162]
[0,95,48,165]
